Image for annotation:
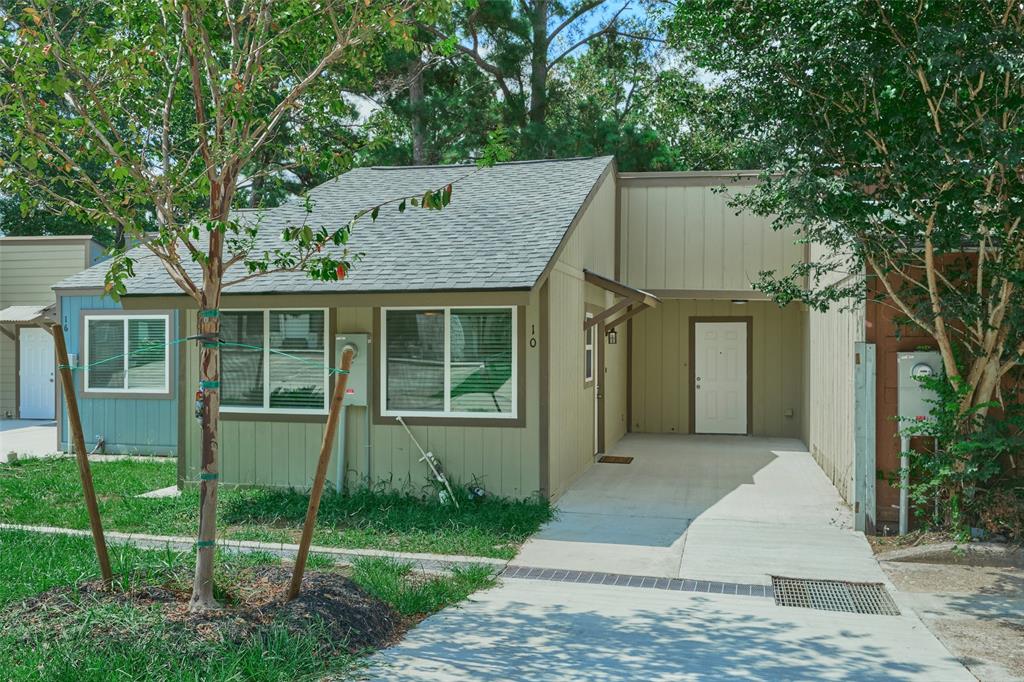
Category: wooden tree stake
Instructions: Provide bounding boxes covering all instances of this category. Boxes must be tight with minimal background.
[288,346,355,601]
[51,323,113,584]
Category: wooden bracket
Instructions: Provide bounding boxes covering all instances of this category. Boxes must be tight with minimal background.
[582,269,660,332]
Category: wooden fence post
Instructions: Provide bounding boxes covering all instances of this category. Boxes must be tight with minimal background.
[287,346,355,601]
[51,323,113,584]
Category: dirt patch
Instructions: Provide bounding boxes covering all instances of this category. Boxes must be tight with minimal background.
[2,566,407,655]
[878,555,1024,681]
[867,530,955,554]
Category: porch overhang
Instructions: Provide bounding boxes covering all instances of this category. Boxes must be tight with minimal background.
[582,270,660,331]
[0,304,56,339]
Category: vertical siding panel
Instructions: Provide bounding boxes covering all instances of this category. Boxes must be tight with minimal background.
[635,306,647,433]
[683,188,705,289]
[661,301,680,432]
[252,422,271,486]
[272,423,290,487]
[627,187,647,288]
[766,306,784,435]
[481,428,503,495]
[619,188,630,280]
[646,187,667,289]
[701,192,721,289]
[427,425,448,482]
[237,422,255,486]
[665,191,686,289]
[742,210,763,290]
[445,427,465,489]
[722,199,744,289]
[463,428,484,491]
[782,305,803,438]
[391,425,412,491]
[680,300,692,433]
[501,427,521,498]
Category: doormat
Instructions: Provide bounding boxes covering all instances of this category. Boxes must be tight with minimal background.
[598,455,633,464]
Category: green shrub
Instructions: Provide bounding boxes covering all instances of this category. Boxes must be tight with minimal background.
[900,375,1024,538]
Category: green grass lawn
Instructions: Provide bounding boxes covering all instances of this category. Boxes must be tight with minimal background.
[0,458,552,558]
[0,529,496,681]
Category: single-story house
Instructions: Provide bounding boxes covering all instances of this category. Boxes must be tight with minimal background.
[49,156,932,531]
[0,235,107,421]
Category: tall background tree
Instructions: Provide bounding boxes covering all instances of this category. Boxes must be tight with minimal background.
[1,0,447,611]
[670,1,1023,414]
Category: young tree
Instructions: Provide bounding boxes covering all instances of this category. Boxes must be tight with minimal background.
[0,0,446,611]
[670,0,1024,415]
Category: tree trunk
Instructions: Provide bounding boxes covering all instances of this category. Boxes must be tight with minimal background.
[190,195,227,613]
[408,58,426,165]
[967,355,1002,420]
[529,0,549,128]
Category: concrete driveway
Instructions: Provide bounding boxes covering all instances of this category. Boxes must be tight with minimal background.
[516,433,883,585]
[369,434,972,680]
[0,419,59,462]
[369,578,971,681]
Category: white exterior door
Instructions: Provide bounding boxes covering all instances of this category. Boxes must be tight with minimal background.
[694,321,747,434]
[18,327,55,419]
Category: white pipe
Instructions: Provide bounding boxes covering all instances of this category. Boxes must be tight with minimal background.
[334,404,347,494]
[899,435,910,535]
[332,343,358,494]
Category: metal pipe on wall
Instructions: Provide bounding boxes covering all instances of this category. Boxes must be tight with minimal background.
[899,435,910,535]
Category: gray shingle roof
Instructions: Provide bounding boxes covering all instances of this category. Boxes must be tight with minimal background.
[54,156,612,296]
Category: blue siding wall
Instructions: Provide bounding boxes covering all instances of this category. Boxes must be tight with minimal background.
[58,294,179,455]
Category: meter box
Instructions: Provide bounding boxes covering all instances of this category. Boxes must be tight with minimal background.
[335,333,369,407]
[896,351,941,425]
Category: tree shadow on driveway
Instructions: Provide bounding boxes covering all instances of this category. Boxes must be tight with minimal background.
[369,585,968,681]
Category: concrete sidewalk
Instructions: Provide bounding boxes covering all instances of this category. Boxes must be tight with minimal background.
[368,578,973,681]
[0,419,59,461]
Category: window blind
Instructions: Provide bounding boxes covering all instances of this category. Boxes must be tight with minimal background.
[126,318,167,389]
[220,309,327,411]
[221,311,264,408]
[382,307,515,417]
[450,308,513,413]
[269,310,325,410]
[85,315,167,392]
[385,309,444,412]
[86,319,125,390]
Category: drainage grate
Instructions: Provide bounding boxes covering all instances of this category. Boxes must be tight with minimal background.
[503,565,773,599]
[771,576,900,616]
[598,455,633,464]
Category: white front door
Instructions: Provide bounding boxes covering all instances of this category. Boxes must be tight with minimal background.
[694,321,747,434]
[19,327,55,419]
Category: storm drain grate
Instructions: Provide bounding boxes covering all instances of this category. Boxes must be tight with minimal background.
[771,576,900,616]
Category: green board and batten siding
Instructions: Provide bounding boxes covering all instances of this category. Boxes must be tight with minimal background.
[543,169,624,500]
[618,179,804,295]
[181,301,543,499]
[0,237,102,418]
[629,299,804,438]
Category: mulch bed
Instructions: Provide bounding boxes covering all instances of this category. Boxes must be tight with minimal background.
[2,566,406,655]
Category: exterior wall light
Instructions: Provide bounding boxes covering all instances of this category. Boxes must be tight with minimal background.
[606,329,618,345]
[730,299,748,305]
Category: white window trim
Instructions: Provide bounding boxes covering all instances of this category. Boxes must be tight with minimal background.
[220,307,329,415]
[584,312,595,383]
[83,314,171,394]
[380,306,518,420]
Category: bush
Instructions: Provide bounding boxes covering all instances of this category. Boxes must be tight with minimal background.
[977,487,1024,540]
[900,374,1024,539]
